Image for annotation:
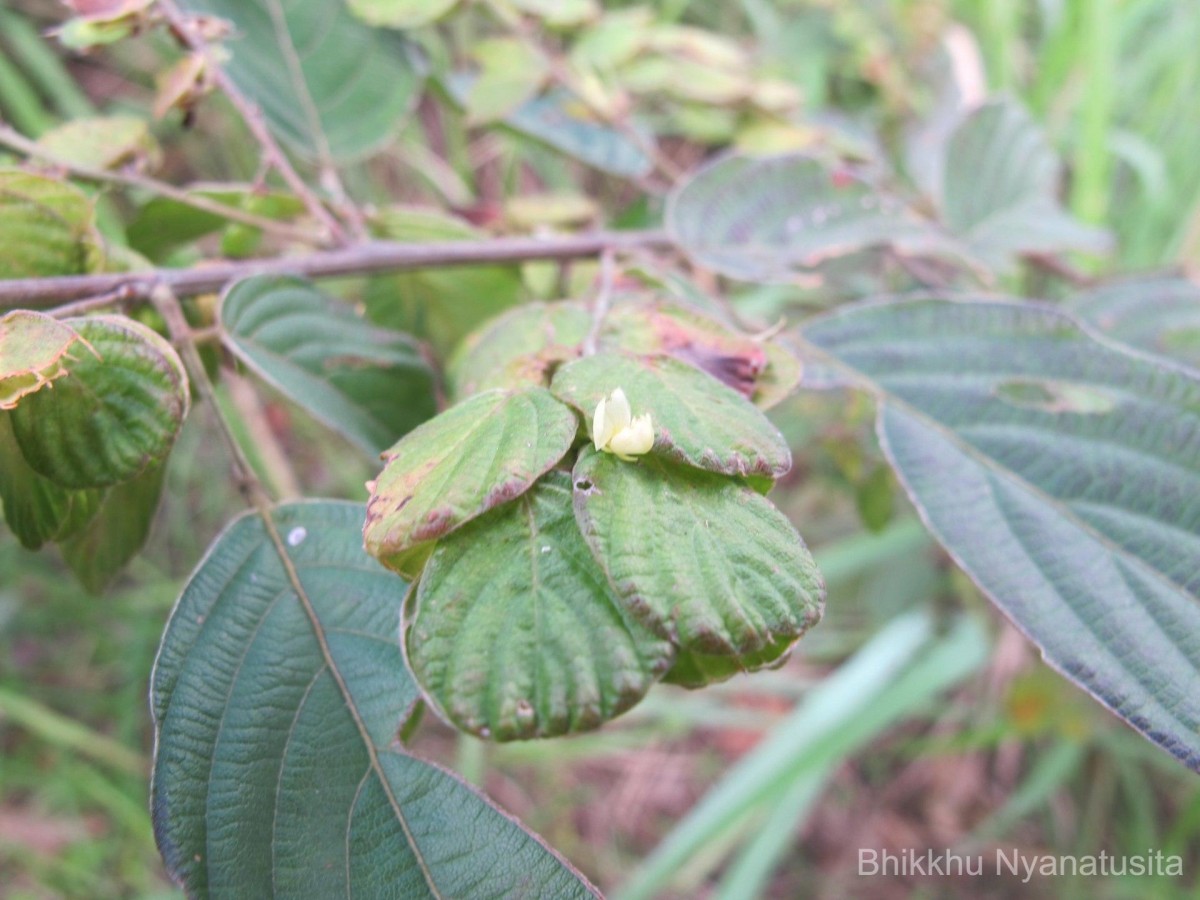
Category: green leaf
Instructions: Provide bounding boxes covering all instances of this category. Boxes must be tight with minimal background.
[1068,274,1200,373]
[60,462,165,593]
[35,115,159,171]
[220,275,436,456]
[346,0,460,29]
[664,153,946,282]
[940,99,1111,270]
[510,0,599,28]
[0,311,84,409]
[0,412,101,550]
[753,341,803,410]
[175,0,423,162]
[447,301,590,399]
[573,450,823,656]
[10,315,189,490]
[364,207,525,354]
[663,636,795,689]
[364,387,578,570]
[601,301,783,400]
[127,185,305,261]
[552,352,791,478]
[405,471,673,740]
[803,297,1200,772]
[444,77,653,178]
[152,501,596,897]
[465,37,549,124]
[0,169,100,278]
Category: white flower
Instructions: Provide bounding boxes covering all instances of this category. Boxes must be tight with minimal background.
[592,388,654,461]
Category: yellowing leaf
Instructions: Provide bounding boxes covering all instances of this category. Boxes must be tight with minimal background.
[36,116,161,171]
[0,170,102,278]
[0,312,88,410]
[466,37,549,124]
[505,192,598,229]
[345,0,460,28]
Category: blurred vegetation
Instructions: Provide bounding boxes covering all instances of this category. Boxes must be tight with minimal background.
[1,0,1198,897]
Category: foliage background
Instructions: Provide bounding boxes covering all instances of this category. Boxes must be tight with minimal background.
[1,0,1199,897]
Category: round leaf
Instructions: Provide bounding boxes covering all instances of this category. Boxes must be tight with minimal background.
[10,315,189,490]
[0,169,100,278]
[552,351,791,478]
[572,450,824,656]
[406,471,673,740]
[364,388,579,568]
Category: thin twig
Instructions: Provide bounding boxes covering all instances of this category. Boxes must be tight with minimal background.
[48,284,139,319]
[224,368,302,500]
[0,123,325,245]
[156,0,350,245]
[582,247,616,356]
[0,229,672,308]
[150,283,270,507]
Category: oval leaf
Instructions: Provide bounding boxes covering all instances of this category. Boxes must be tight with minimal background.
[10,315,189,490]
[152,501,596,897]
[0,412,101,550]
[573,450,823,656]
[804,297,1200,772]
[941,99,1111,270]
[176,0,423,161]
[60,462,165,593]
[552,352,791,478]
[0,169,100,278]
[405,471,674,740]
[220,275,436,456]
[665,153,944,282]
[364,387,579,570]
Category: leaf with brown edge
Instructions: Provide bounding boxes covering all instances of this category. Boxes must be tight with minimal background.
[552,352,791,478]
[447,301,590,400]
[9,316,189,490]
[663,635,795,689]
[572,449,824,656]
[364,387,579,572]
[600,302,768,398]
[0,312,90,410]
[405,471,674,740]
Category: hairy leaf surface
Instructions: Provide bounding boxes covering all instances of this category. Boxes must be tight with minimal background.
[364,388,578,571]
[552,352,791,478]
[573,450,823,656]
[176,0,422,161]
[804,297,1200,771]
[221,275,436,456]
[406,472,673,740]
[152,501,596,897]
[10,316,189,490]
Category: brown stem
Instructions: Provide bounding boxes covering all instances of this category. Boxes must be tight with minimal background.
[150,284,271,508]
[0,124,326,245]
[156,0,351,245]
[0,229,671,308]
